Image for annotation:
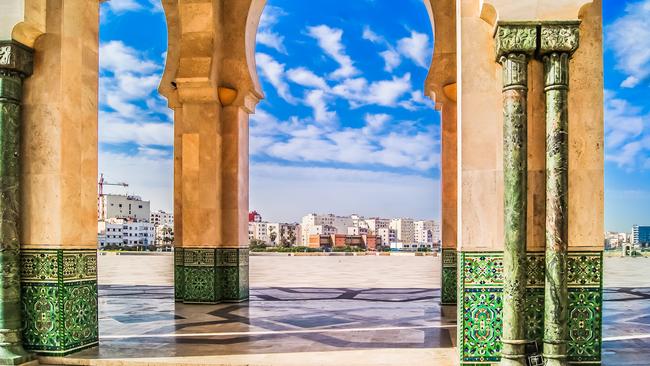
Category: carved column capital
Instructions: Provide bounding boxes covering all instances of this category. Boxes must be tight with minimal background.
[539,21,580,56]
[495,22,538,60]
[0,40,33,78]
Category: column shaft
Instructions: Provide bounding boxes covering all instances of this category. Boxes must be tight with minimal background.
[542,52,570,366]
[0,41,33,366]
[540,22,579,366]
[494,22,537,366]
[499,52,529,366]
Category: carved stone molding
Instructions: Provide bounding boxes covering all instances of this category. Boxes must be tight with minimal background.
[0,41,33,77]
[495,22,538,60]
[540,21,580,55]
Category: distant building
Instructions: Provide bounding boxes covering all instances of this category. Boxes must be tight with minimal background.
[414,220,441,244]
[98,218,155,248]
[98,194,150,222]
[307,234,380,250]
[633,225,650,247]
[300,214,354,246]
[365,218,390,233]
[249,221,268,243]
[150,210,174,227]
[390,218,415,243]
[376,227,397,247]
[249,211,262,223]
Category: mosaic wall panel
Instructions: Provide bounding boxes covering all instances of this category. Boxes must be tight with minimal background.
[20,249,98,355]
[174,249,184,300]
[458,251,602,365]
[441,249,457,305]
[175,247,249,304]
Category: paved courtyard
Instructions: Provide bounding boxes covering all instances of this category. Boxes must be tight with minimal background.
[41,254,650,365]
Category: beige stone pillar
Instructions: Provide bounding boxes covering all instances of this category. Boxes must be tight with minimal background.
[173,93,250,303]
[19,0,99,355]
[440,96,457,306]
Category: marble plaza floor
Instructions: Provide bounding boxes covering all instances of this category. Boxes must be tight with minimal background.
[38,254,650,365]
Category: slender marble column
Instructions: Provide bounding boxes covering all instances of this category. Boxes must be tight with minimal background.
[495,23,537,366]
[540,22,579,366]
[0,41,33,365]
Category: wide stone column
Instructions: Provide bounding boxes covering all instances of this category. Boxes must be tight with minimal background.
[495,22,537,366]
[540,22,580,366]
[19,0,100,356]
[172,91,250,304]
[0,40,34,366]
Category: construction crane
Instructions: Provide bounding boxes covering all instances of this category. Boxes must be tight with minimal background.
[98,173,128,196]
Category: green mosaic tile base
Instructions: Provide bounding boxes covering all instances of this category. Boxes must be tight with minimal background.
[441,248,457,305]
[20,249,98,355]
[174,248,249,304]
[458,251,602,365]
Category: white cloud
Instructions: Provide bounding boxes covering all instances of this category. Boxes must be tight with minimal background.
[250,163,440,223]
[250,109,439,172]
[102,0,163,15]
[100,41,160,75]
[257,32,287,54]
[305,89,337,123]
[399,90,436,111]
[331,74,412,108]
[606,1,650,88]
[362,26,383,44]
[604,91,650,168]
[257,5,287,53]
[99,151,173,212]
[366,73,412,105]
[256,53,297,104]
[307,25,359,79]
[380,49,401,72]
[149,0,164,13]
[99,40,172,149]
[105,0,142,13]
[397,31,431,68]
[286,67,329,90]
[99,112,173,146]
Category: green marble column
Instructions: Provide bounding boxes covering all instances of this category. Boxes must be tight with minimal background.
[0,41,34,365]
[540,22,580,366]
[495,23,537,366]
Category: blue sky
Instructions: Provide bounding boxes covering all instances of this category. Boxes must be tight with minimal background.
[98,0,649,232]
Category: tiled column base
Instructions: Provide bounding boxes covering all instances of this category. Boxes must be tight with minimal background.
[174,248,249,304]
[458,251,602,365]
[20,249,98,356]
[441,248,457,305]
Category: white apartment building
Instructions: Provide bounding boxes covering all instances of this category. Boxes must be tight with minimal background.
[97,221,124,247]
[151,210,174,227]
[249,221,268,243]
[301,214,354,246]
[414,220,441,244]
[98,194,150,222]
[365,218,390,233]
[98,218,155,248]
[390,218,415,243]
[377,227,397,246]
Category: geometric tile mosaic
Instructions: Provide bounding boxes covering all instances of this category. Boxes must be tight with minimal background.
[441,248,457,305]
[458,251,603,365]
[174,247,249,304]
[20,249,98,355]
